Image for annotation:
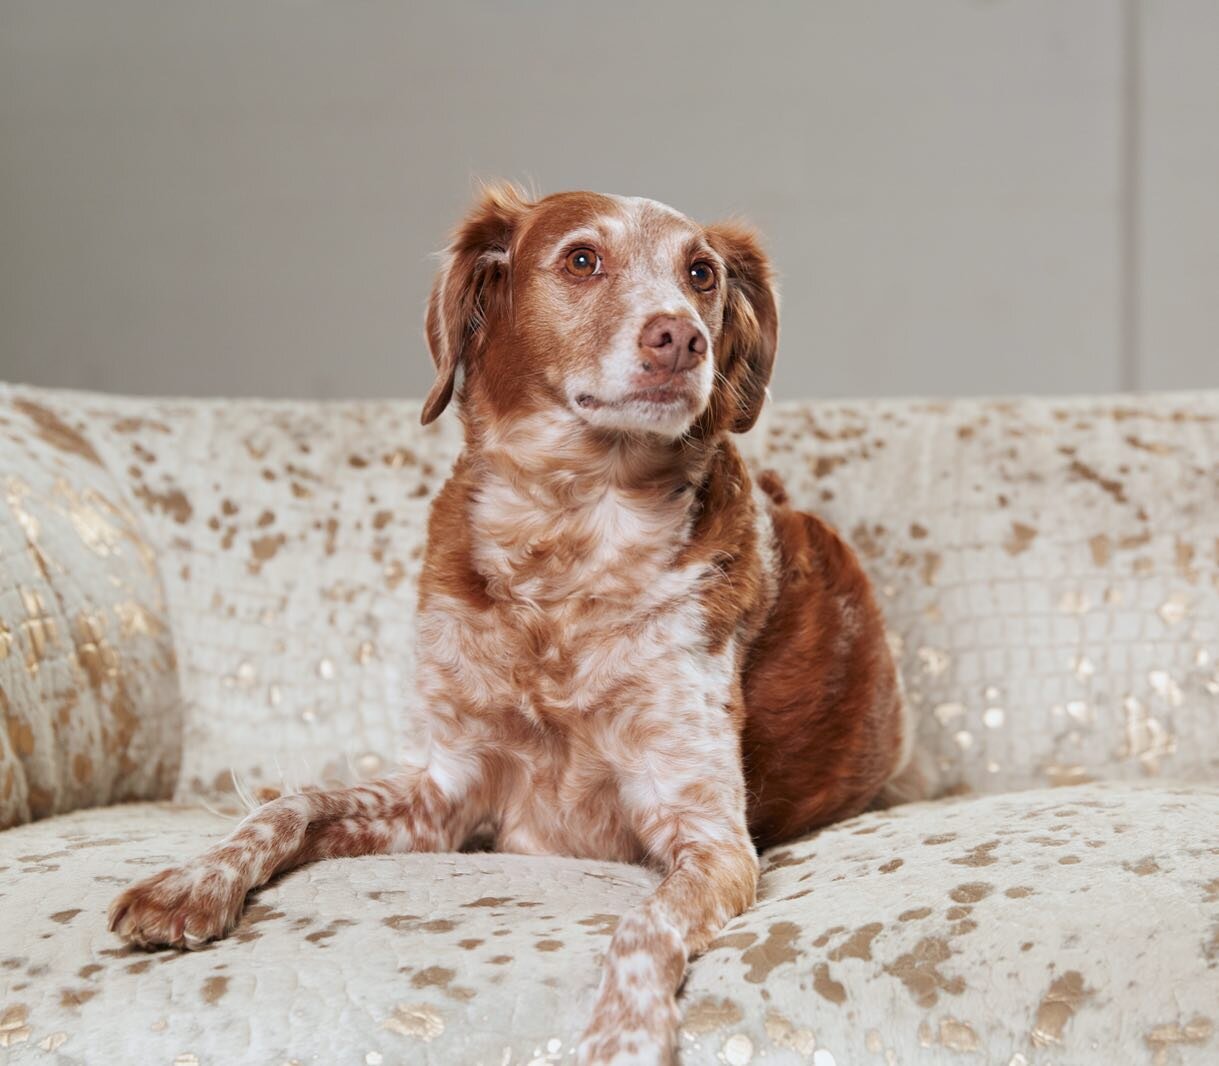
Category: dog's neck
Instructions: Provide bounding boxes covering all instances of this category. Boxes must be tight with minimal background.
[462,408,720,604]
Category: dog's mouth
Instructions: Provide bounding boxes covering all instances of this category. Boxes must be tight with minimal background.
[575,386,696,411]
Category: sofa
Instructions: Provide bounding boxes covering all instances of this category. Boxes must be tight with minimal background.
[1,382,1217,1065]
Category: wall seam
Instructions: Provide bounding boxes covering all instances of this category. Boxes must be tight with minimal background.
[1120,0,1142,392]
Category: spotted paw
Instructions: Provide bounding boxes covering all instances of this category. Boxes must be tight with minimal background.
[108,863,247,950]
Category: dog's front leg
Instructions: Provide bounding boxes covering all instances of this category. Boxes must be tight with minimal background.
[109,766,476,949]
[578,753,759,1065]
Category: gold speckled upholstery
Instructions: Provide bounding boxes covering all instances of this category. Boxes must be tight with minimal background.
[0,395,179,828]
[1,383,1218,1063]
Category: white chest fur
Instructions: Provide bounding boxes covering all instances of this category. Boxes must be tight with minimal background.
[420,469,724,720]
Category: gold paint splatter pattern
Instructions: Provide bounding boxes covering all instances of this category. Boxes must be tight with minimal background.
[0,781,1217,1060]
[382,1003,445,1042]
[1031,970,1092,1047]
[1,391,1218,1059]
[1,393,180,830]
[680,996,743,1036]
[6,388,1215,808]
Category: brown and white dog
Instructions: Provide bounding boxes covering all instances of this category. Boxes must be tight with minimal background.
[109,186,918,1064]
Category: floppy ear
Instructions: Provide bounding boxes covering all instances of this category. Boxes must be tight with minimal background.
[706,223,779,434]
[421,183,531,425]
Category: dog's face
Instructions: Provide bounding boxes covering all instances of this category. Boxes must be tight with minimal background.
[422,186,778,440]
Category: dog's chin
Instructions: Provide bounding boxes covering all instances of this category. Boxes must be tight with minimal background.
[570,387,705,439]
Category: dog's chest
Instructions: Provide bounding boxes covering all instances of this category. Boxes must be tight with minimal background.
[453,480,714,717]
[491,716,650,861]
[459,562,712,721]
[415,465,759,862]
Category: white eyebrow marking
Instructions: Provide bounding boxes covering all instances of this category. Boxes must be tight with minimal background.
[544,227,606,265]
[600,214,629,239]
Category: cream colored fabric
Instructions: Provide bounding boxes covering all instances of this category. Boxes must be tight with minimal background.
[1,386,465,806]
[0,392,179,828]
[1,782,1216,1064]
[760,396,1219,798]
[2,384,1216,810]
[2,384,1218,1064]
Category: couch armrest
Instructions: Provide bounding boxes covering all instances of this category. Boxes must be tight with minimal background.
[0,390,181,828]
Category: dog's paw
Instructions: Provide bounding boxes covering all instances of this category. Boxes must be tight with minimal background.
[108,864,247,950]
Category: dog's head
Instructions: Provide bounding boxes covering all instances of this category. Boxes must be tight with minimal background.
[422,184,778,440]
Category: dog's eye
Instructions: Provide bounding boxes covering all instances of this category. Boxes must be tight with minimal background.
[689,261,717,292]
[565,248,601,278]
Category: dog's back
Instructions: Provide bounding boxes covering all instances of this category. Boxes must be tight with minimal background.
[742,472,914,845]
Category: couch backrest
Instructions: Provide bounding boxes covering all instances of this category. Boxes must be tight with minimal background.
[3,384,1216,817]
[758,394,1219,798]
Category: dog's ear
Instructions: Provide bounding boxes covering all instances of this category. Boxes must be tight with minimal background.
[422,183,531,424]
[706,222,779,434]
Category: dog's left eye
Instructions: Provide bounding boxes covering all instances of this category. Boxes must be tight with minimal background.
[689,261,717,292]
[565,248,602,277]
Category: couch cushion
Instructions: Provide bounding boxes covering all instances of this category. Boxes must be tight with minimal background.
[0,390,180,829]
[2,782,1216,1064]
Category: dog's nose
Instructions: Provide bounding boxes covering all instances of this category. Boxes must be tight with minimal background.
[639,315,707,374]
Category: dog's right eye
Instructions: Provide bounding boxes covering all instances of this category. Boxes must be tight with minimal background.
[565,248,601,278]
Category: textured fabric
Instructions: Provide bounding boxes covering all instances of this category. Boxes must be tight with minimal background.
[0,385,465,806]
[2,383,1219,1064]
[1,783,1216,1064]
[0,391,180,828]
[761,396,1219,799]
[1,384,1216,810]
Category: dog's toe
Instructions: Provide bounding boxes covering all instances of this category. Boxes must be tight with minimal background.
[108,865,245,950]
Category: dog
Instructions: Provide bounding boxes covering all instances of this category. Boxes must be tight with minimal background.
[109,185,918,1064]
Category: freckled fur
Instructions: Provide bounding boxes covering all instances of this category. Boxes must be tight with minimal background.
[109,185,912,1064]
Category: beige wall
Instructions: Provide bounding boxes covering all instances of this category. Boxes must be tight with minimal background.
[1,1,1215,401]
